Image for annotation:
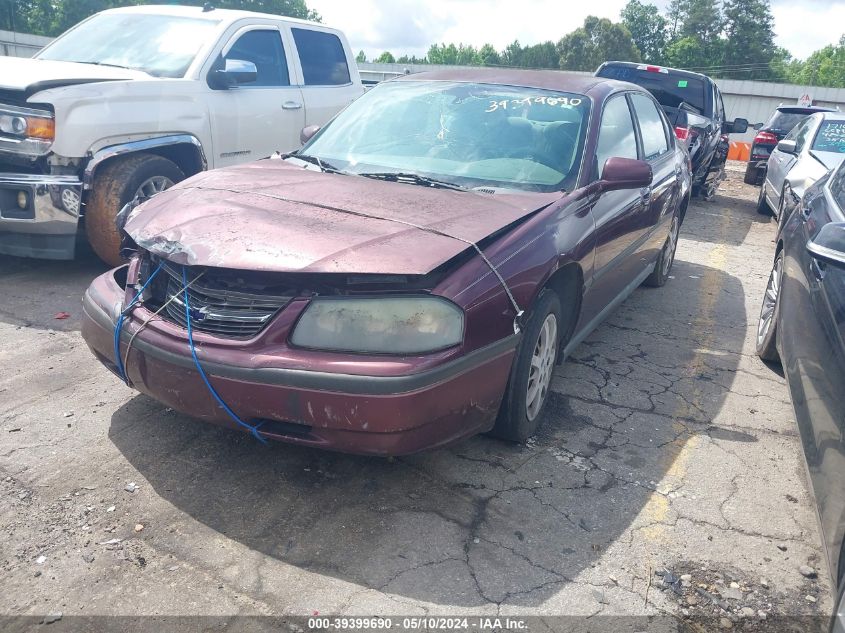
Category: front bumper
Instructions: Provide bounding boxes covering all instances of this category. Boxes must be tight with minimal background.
[0,173,82,259]
[81,269,518,456]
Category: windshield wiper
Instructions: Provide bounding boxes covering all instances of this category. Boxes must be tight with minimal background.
[357,172,466,191]
[283,153,344,174]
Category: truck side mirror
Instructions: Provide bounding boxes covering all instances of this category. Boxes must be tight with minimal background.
[723,118,748,134]
[208,59,258,90]
[807,222,845,269]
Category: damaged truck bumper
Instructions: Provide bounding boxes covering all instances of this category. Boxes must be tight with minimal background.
[81,268,519,456]
[0,173,82,259]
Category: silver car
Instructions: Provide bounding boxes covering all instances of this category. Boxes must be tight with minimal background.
[757,112,845,227]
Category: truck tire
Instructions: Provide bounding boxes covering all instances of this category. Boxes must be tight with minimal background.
[85,153,184,266]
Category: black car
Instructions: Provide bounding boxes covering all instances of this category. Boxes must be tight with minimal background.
[744,105,836,185]
[596,61,748,199]
[756,161,845,629]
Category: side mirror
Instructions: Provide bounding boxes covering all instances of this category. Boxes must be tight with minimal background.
[807,222,845,269]
[599,157,653,192]
[300,124,321,145]
[208,58,258,89]
[777,139,797,155]
[752,122,764,131]
[723,118,749,134]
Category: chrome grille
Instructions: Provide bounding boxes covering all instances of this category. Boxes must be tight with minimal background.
[159,265,294,339]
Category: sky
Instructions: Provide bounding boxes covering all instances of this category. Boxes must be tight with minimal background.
[309,0,845,63]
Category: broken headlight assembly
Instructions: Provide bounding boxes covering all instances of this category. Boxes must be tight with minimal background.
[290,296,464,354]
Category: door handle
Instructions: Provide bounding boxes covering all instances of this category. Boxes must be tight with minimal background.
[282,101,302,110]
[639,187,651,203]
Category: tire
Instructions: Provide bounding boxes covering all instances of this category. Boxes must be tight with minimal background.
[756,251,783,363]
[756,182,773,215]
[644,211,681,287]
[776,186,792,233]
[85,153,184,266]
[490,289,564,442]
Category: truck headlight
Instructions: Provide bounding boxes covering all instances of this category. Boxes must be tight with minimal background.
[291,296,464,354]
[0,106,54,141]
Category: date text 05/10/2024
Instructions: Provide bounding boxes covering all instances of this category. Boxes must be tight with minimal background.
[307,617,529,630]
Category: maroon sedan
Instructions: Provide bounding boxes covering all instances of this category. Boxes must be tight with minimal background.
[82,69,691,455]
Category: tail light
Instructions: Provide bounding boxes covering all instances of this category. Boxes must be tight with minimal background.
[637,64,669,74]
[674,126,690,142]
[754,131,778,145]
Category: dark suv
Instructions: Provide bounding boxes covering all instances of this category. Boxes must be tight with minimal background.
[743,105,836,185]
[596,61,748,199]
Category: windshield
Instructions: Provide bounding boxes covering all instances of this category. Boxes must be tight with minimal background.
[812,120,845,153]
[597,66,707,114]
[299,81,591,192]
[767,110,811,135]
[37,13,220,78]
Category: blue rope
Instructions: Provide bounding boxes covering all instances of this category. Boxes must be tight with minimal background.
[114,261,165,383]
[181,266,267,444]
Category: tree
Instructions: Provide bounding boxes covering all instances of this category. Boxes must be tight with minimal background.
[375,51,395,64]
[355,50,367,63]
[621,0,668,64]
[501,40,524,67]
[788,36,845,88]
[557,16,641,72]
[520,41,558,68]
[477,43,501,66]
[662,0,724,71]
[721,0,777,80]
[8,0,320,37]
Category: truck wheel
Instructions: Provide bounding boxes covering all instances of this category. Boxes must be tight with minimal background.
[490,289,564,442]
[85,153,184,266]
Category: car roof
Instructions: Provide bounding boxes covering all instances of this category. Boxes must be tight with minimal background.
[817,112,845,121]
[599,60,712,82]
[394,68,635,98]
[101,3,324,28]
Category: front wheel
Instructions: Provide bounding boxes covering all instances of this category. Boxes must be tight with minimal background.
[644,212,680,287]
[85,153,184,266]
[757,183,773,216]
[756,251,783,362]
[490,289,563,442]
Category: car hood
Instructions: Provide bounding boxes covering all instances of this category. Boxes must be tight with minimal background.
[0,57,148,96]
[126,160,563,275]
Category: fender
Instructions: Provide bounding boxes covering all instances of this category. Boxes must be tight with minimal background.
[82,134,208,190]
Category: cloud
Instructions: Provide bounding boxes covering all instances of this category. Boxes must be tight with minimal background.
[311,0,845,61]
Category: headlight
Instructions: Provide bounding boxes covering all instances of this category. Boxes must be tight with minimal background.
[291,296,464,354]
[0,105,55,141]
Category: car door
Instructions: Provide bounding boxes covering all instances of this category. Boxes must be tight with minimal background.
[766,116,814,205]
[287,26,363,128]
[580,93,651,327]
[778,168,845,582]
[205,25,305,168]
[629,92,679,261]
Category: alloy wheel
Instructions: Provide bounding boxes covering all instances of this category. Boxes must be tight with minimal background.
[757,254,783,348]
[662,215,680,277]
[133,175,174,205]
[526,313,558,421]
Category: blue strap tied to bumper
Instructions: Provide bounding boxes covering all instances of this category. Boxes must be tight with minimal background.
[113,261,165,384]
[181,266,267,443]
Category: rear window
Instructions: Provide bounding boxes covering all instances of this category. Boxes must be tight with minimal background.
[766,110,812,135]
[291,28,350,86]
[812,121,845,153]
[597,65,707,114]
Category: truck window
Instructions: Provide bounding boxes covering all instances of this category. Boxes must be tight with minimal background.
[630,93,670,159]
[596,95,638,177]
[291,28,351,86]
[226,29,289,87]
[597,65,708,115]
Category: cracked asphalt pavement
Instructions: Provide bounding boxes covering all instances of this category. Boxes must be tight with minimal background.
[0,165,833,628]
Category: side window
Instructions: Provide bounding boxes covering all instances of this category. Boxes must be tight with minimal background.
[595,95,638,179]
[630,93,670,160]
[224,29,289,87]
[833,165,845,211]
[291,28,351,86]
[795,119,814,152]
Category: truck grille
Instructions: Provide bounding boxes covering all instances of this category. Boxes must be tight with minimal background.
[155,264,294,339]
